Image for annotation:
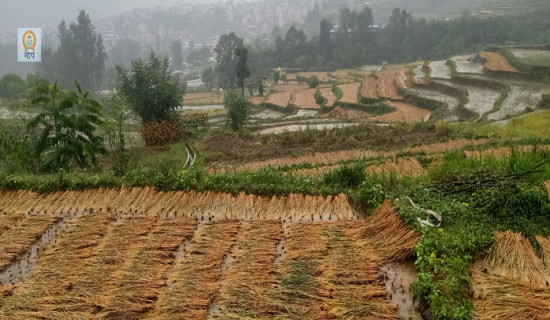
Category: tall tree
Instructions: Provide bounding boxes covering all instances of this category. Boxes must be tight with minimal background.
[319,19,334,61]
[116,52,186,123]
[235,47,250,97]
[171,40,183,70]
[214,33,244,88]
[43,11,107,92]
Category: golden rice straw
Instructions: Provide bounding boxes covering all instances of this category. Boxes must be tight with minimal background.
[354,200,419,263]
[0,214,60,272]
[100,217,197,318]
[544,181,550,199]
[323,221,400,319]
[153,220,240,319]
[210,220,282,318]
[365,157,426,177]
[536,235,550,274]
[0,211,115,318]
[0,213,25,236]
[25,216,157,318]
[485,231,549,286]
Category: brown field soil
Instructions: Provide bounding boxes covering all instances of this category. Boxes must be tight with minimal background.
[319,87,336,107]
[372,101,431,123]
[266,92,291,108]
[248,96,266,105]
[361,76,379,99]
[339,82,361,103]
[378,70,404,100]
[365,158,426,177]
[184,92,216,100]
[482,51,519,73]
[272,83,309,93]
[0,198,418,319]
[292,88,320,109]
[471,231,550,319]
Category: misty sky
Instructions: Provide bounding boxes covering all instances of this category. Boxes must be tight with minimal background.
[0,0,226,29]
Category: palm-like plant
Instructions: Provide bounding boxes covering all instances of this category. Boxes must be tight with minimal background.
[28,81,105,172]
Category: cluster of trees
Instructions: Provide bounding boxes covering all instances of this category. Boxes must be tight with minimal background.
[246,7,550,70]
[41,10,107,91]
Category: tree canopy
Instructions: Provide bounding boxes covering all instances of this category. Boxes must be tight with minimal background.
[215,33,244,88]
[116,52,186,123]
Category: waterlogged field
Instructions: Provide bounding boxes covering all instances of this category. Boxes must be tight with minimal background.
[0,190,420,319]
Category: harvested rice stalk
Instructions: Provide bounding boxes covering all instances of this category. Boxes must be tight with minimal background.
[210,220,282,319]
[100,217,197,319]
[471,268,550,320]
[324,222,400,319]
[0,211,115,318]
[365,158,426,177]
[0,213,25,237]
[0,214,60,273]
[537,236,550,274]
[153,220,240,319]
[485,231,549,286]
[269,223,332,319]
[355,200,419,263]
[29,216,157,318]
[544,181,550,199]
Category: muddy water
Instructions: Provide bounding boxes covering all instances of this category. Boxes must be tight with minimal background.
[382,261,422,320]
[0,211,89,285]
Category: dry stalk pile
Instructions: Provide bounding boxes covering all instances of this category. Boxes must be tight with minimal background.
[0,188,356,221]
[365,157,426,177]
[472,231,550,319]
[464,145,548,160]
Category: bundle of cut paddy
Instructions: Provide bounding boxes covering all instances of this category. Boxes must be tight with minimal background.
[484,231,549,286]
[365,157,426,177]
[544,181,550,199]
[354,200,419,263]
[536,235,550,274]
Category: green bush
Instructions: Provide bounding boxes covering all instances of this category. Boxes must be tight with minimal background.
[323,163,366,189]
[224,90,249,131]
[356,179,386,210]
[0,74,27,98]
[307,75,320,88]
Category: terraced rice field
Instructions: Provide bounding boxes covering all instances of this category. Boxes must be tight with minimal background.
[482,51,519,72]
[211,138,488,173]
[471,231,550,319]
[451,55,484,74]
[438,80,501,118]
[338,82,361,103]
[291,88,320,109]
[487,85,547,120]
[362,76,379,99]
[429,61,452,79]
[372,101,431,123]
[248,96,266,105]
[0,191,418,319]
[408,86,462,121]
[412,65,428,84]
[377,70,405,100]
[510,48,550,67]
[266,92,292,108]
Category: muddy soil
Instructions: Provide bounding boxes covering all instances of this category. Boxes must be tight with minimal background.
[487,85,546,120]
[383,261,422,320]
[452,55,484,74]
[257,123,357,135]
[430,61,452,79]
[438,80,501,119]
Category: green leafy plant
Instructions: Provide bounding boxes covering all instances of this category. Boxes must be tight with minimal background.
[224,90,248,131]
[28,81,105,172]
